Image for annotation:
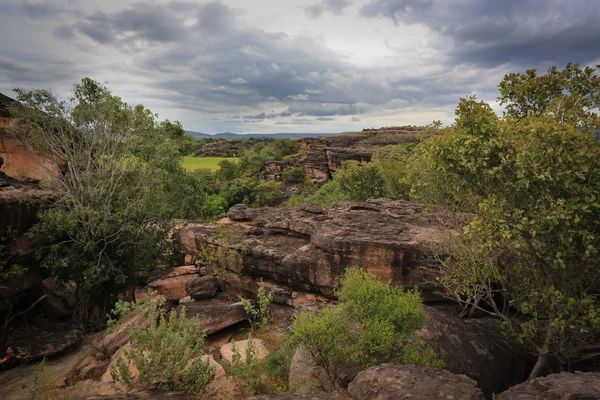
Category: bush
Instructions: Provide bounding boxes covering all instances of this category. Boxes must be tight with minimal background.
[110,301,215,395]
[287,180,350,208]
[202,194,228,219]
[371,145,411,200]
[241,283,274,331]
[333,160,386,201]
[292,268,441,390]
[281,167,305,184]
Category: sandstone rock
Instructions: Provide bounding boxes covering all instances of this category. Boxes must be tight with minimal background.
[147,266,200,300]
[179,295,193,304]
[347,364,485,400]
[185,275,218,300]
[250,393,350,400]
[420,306,526,396]
[288,346,329,392]
[101,342,138,383]
[220,339,269,364]
[227,203,258,221]
[202,354,240,400]
[15,328,82,363]
[494,371,600,400]
[79,360,110,380]
[174,199,448,304]
[85,390,197,399]
[40,278,79,318]
[176,297,248,335]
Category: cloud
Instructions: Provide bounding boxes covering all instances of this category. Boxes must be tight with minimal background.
[360,0,600,67]
[305,0,353,18]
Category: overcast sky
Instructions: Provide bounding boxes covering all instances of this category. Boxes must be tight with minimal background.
[1,0,599,134]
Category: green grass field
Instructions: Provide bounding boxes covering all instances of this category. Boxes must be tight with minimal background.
[181,156,237,172]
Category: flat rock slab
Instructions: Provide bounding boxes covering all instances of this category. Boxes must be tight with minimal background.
[147,266,200,300]
[495,372,600,400]
[347,364,485,400]
[175,297,248,335]
[250,393,350,400]
[86,390,196,399]
[11,328,82,363]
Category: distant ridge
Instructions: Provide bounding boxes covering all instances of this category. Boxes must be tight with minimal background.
[186,131,337,139]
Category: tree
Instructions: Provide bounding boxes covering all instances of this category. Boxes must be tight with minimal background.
[498,63,600,130]
[333,160,386,202]
[10,78,204,317]
[158,119,197,156]
[434,97,600,378]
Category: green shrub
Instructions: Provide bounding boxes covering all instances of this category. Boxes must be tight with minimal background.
[202,194,228,219]
[110,303,215,395]
[287,180,350,208]
[292,268,441,390]
[223,339,261,398]
[333,160,386,201]
[241,283,274,331]
[371,145,412,200]
[281,167,305,184]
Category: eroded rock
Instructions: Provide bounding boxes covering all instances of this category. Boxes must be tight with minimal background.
[220,339,269,364]
[174,199,448,304]
[494,371,600,400]
[250,393,350,400]
[147,266,200,300]
[185,275,218,300]
[175,296,248,335]
[347,364,485,400]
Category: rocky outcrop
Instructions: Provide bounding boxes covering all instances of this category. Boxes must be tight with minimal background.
[147,266,200,301]
[174,199,448,305]
[421,306,526,396]
[175,295,248,335]
[86,390,198,399]
[494,372,600,400]
[347,364,485,400]
[250,393,350,400]
[220,339,269,364]
[185,275,218,300]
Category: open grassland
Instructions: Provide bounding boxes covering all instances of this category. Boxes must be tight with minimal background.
[181,156,237,172]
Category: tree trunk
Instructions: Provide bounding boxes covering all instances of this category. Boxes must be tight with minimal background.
[528,353,548,379]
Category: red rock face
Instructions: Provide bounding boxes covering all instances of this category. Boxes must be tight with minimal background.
[173,200,449,304]
[0,118,57,181]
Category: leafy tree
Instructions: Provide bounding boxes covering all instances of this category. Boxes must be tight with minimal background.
[371,145,412,199]
[215,159,240,182]
[293,268,441,390]
[158,119,197,156]
[333,160,386,202]
[11,78,204,316]
[498,63,600,130]
[434,97,600,378]
[272,139,298,157]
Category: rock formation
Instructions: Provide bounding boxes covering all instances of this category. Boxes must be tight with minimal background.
[494,371,600,400]
[347,364,485,400]
[174,199,448,305]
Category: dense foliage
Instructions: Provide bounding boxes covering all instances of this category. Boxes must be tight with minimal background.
[293,268,441,390]
[11,79,205,315]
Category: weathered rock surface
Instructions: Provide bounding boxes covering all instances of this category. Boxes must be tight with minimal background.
[228,203,259,221]
[13,328,82,363]
[220,339,269,364]
[288,346,329,392]
[147,266,200,300]
[347,364,485,400]
[174,199,448,304]
[494,371,600,400]
[185,275,218,300]
[250,393,350,400]
[175,296,248,335]
[86,390,197,399]
[420,306,526,396]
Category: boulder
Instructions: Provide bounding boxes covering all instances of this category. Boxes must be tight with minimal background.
[288,346,329,392]
[227,203,258,221]
[220,339,269,364]
[85,390,197,399]
[40,278,79,318]
[347,364,485,400]
[175,296,248,335]
[174,199,449,304]
[250,393,350,400]
[147,266,200,300]
[494,371,600,400]
[185,275,218,300]
[420,306,526,396]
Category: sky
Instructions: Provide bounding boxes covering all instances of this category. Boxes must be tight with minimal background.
[1,0,599,134]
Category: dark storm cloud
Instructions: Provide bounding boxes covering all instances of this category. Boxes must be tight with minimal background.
[360,0,600,67]
[305,0,353,18]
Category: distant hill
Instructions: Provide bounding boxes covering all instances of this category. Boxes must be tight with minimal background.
[186,131,337,139]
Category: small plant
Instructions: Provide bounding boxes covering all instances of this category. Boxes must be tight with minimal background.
[241,283,274,330]
[223,339,261,398]
[110,303,215,395]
